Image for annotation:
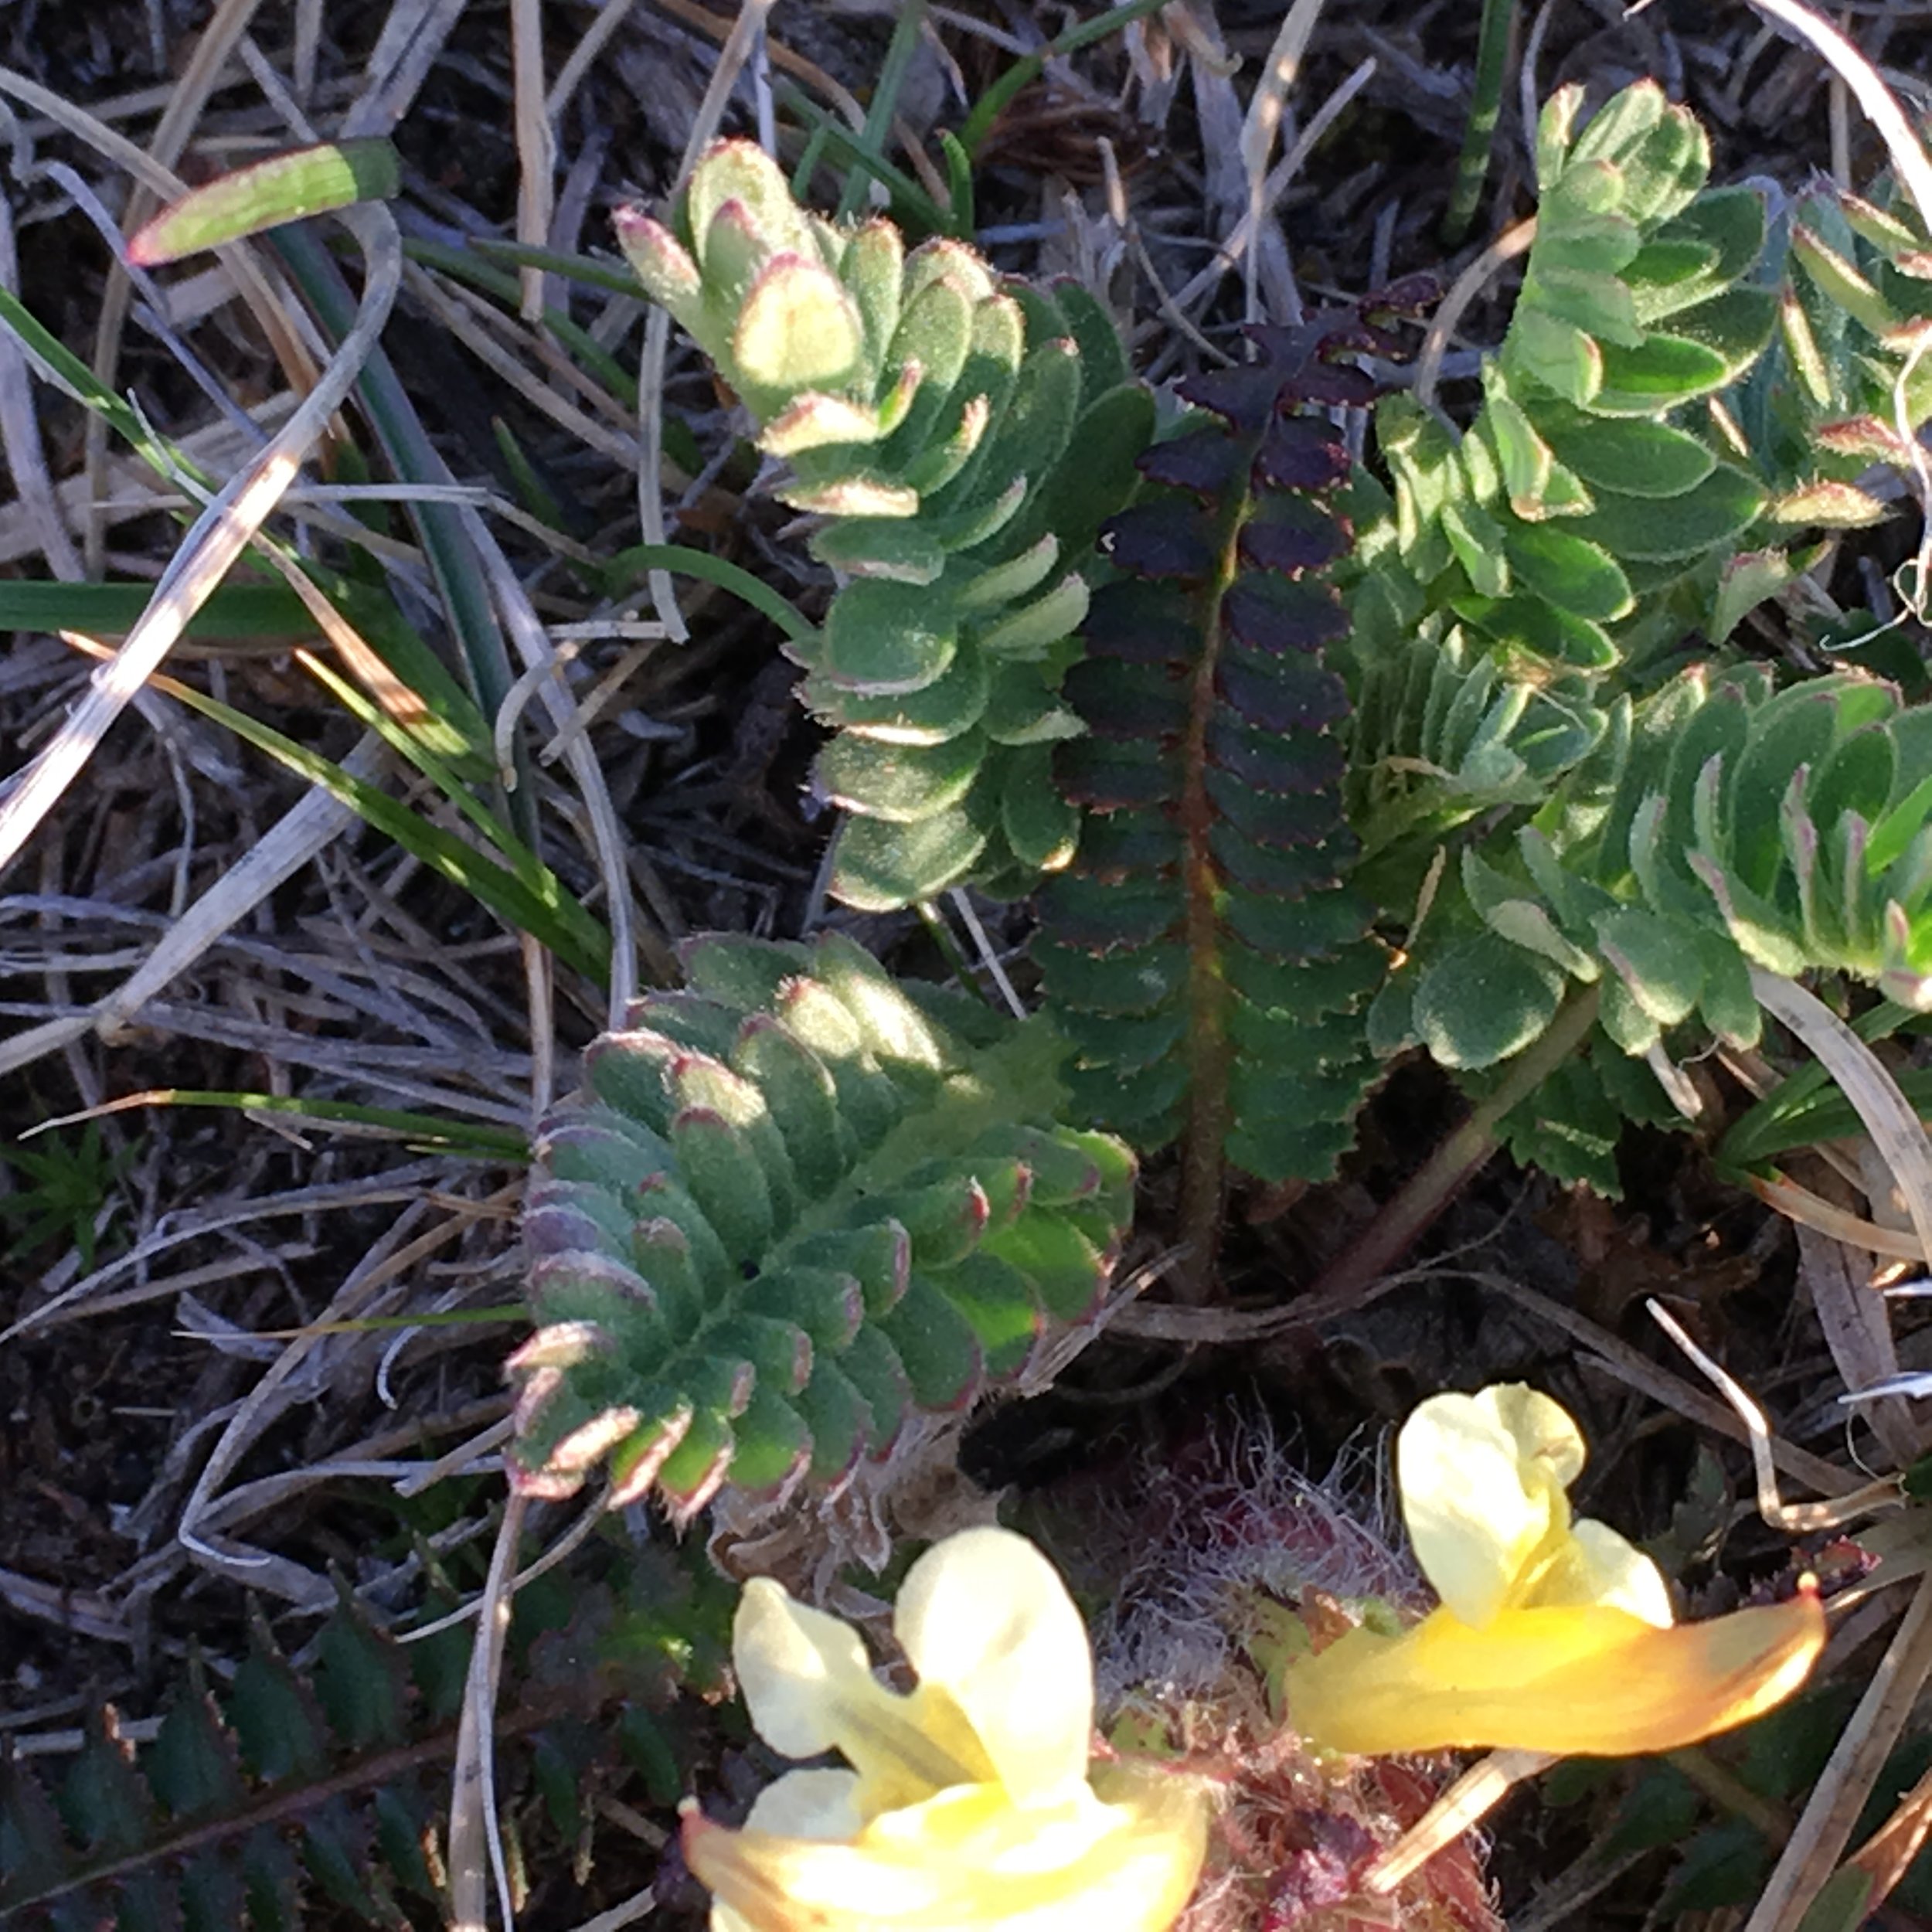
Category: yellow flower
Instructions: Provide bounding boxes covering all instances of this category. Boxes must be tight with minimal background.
[1287,1384,1826,1757]
[684,1526,1208,1932]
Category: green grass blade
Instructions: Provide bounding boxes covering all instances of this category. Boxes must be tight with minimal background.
[468,236,646,297]
[403,237,639,405]
[837,0,930,220]
[1717,1005,1925,1172]
[956,0,1170,162]
[775,84,957,237]
[86,1090,527,1159]
[148,668,611,984]
[269,226,520,726]
[0,284,169,461]
[602,541,816,646]
[294,645,550,889]
[0,580,332,641]
[1443,0,1517,246]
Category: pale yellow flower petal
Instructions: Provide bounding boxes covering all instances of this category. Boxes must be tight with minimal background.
[1536,1516,1675,1627]
[744,1768,866,1838]
[1398,1387,1572,1626]
[1287,1586,1825,1757]
[1482,1383,1587,1491]
[893,1525,1096,1804]
[733,1577,993,1813]
[711,1774,866,1932]
[685,1767,1209,1932]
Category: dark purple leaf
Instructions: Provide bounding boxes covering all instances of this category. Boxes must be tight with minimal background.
[1223,576,1349,654]
[1216,656,1350,733]
[1238,495,1351,574]
[1078,811,1183,882]
[1100,502,1216,580]
[1226,937,1384,1013]
[1175,360,1284,434]
[1083,580,1198,664]
[1064,657,1189,740]
[1057,736,1179,809]
[1366,270,1440,317]
[1244,317,1383,403]
[1137,427,1242,496]
[1224,881,1371,961]
[1209,713,1347,794]
[1038,872,1180,951]
[1212,820,1351,896]
[1206,766,1344,845]
[1256,414,1352,491]
[1035,935,1188,1015]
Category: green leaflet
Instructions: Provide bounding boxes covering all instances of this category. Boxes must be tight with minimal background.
[127,139,400,263]
[619,141,1150,906]
[512,933,1134,1514]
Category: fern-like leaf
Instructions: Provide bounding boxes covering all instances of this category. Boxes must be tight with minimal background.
[3,1609,447,1930]
[617,143,1152,906]
[512,931,1135,1515]
[2,1560,726,1930]
[1032,294,1428,1291]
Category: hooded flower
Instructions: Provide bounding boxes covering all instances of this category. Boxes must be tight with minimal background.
[1287,1384,1826,1758]
[684,1525,1208,1932]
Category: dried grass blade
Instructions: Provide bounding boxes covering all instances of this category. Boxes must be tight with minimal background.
[1741,0,1932,231]
[87,732,378,1043]
[1800,1221,1921,1464]
[1750,971,1932,1279]
[0,205,402,879]
[342,0,473,138]
[1744,1573,1932,1932]
[1834,1760,1932,1920]
[141,665,611,983]
[1750,1172,1929,1260]
[511,0,553,319]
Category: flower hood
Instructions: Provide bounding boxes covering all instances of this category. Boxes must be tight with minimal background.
[1287,1385,1826,1757]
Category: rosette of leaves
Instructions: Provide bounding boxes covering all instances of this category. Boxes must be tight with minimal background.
[617,142,1153,907]
[1386,663,1932,1097]
[1034,293,1428,1287]
[1371,79,1777,675]
[513,931,1134,1518]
